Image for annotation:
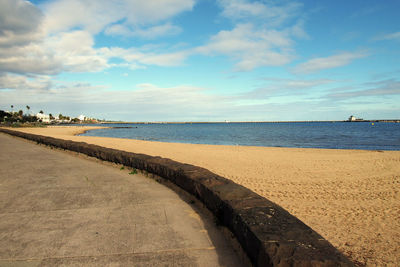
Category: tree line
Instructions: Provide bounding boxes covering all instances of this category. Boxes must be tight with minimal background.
[1,105,94,125]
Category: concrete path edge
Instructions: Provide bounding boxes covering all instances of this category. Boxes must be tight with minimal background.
[0,128,354,267]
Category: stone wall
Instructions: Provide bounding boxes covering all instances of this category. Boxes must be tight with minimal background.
[0,128,354,267]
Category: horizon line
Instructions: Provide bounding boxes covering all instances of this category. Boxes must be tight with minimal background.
[100,119,400,124]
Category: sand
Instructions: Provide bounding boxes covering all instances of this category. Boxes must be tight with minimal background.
[7,126,400,266]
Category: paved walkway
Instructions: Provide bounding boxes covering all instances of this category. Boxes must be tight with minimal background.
[0,133,242,266]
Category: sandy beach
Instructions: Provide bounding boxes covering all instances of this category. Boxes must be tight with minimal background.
[7,126,400,266]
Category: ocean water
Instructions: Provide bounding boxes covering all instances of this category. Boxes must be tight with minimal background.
[79,122,400,150]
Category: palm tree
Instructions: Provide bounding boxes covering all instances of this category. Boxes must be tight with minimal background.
[11,105,14,112]
[39,110,44,114]
[26,105,30,115]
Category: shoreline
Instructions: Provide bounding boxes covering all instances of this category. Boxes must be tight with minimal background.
[4,126,400,266]
[98,120,400,124]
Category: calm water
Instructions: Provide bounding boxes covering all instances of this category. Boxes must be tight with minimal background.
[79,122,400,150]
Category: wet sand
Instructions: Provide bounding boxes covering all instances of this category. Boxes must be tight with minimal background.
[9,126,400,266]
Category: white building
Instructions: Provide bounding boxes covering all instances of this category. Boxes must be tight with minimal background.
[78,114,86,121]
[348,115,363,122]
[36,113,50,123]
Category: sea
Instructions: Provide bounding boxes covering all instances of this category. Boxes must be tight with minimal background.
[79,122,400,151]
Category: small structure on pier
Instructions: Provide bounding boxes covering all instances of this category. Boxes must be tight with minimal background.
[348,115,363,122]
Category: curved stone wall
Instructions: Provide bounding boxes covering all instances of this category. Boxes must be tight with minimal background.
[0,128,354,267]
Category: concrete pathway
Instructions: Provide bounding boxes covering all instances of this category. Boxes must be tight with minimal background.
[0,133,243,266]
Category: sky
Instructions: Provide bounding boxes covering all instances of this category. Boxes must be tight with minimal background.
[0,0,399,122]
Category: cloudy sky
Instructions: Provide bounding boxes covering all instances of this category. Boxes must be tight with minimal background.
[0,0,399,121]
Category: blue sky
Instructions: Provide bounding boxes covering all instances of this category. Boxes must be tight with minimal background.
[0,0,399,121]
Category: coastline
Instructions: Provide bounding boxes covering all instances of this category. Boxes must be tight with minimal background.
[97,120,400,124]
[5,126,400,266]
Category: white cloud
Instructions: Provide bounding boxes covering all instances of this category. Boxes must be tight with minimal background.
[41,0,120,34]
[45,31,109,72]
[219,0,270,19]
[326,79,400,100]
[282,78,333,89]
[41,0,194,35]
[0,0,193,77]
[196,23,294,71]
[0,42,63,75]
[242,78,334,99]
[290,18,309,39]
[105,22,182,39]
[292,51,368,74]
[0,0,61,75]
[103,46,190,68]
[0,0,44,47]
[138,51,190,67]
[129,83,216,106]
[0,81,236,121]
[0,30,108,75]
[4,76,397,122]
[0,29,42,48]
[0,73,52,90]
[194,0,307,71]
[5,79,370,122]
[375,31,400,41]
[122,0,195,25]
[218,0,302,27]
[0,0,307,78]
[0,0,42,33]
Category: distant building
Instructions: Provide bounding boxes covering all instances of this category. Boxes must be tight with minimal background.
[36,112,50,123]
[348,115,363,122]
[78,115,86,121]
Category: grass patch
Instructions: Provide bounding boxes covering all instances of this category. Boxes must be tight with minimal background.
[120,166,125,170]
[129,169,138,175]
[6,122,47,128]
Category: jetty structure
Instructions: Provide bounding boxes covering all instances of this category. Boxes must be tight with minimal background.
[348,115,363,122]
[346,115,399,123]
